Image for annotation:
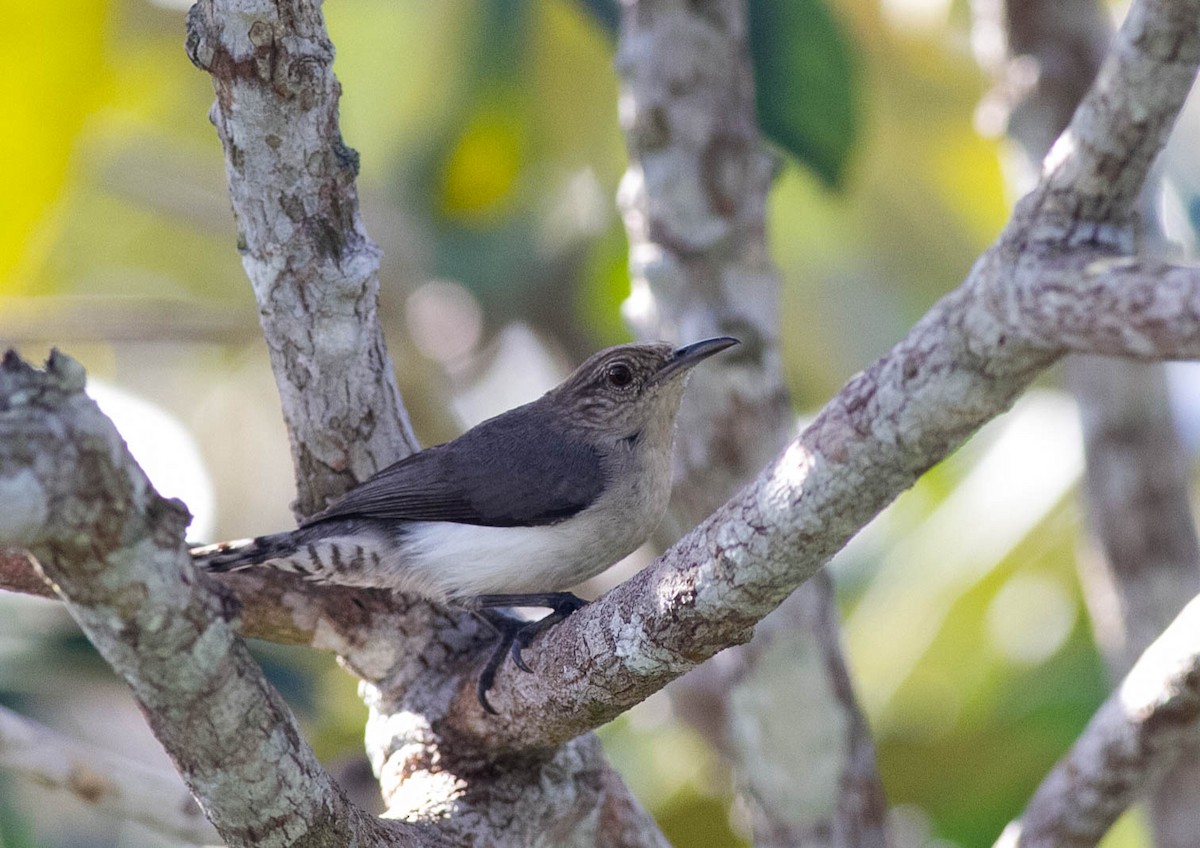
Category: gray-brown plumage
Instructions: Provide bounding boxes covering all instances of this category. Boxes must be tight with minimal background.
[192,337,738,710]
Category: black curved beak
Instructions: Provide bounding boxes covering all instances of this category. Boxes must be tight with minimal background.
[652,336,740,384]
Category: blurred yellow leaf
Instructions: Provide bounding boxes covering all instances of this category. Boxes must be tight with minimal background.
[439,102,525,221]
[0,0,111,292]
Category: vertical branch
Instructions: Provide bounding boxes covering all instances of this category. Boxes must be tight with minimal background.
[185,0,417,516]
[616,2,890,844]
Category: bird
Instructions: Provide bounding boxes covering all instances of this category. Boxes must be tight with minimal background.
[191,337,738,711]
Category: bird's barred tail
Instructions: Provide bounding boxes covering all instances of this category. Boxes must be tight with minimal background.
[189,532,301,573]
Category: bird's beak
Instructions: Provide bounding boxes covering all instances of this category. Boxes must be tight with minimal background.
[652,336,740,384]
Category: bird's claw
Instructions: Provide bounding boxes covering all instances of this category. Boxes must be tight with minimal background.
[510,636,533,673]
[472,593,590,713]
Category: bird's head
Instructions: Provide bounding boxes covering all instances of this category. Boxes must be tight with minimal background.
[549,337,739,443]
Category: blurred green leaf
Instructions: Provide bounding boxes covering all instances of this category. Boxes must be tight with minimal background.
[0,773,35,848]
[573,0,859,187]
[749,0,860,188]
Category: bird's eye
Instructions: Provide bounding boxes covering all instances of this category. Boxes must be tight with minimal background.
[606,363,634,388]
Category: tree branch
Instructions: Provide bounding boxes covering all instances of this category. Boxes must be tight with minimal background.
[435,0,1200,751]
[1026,257,1200,357]
[0,704,218,845]
[184,1,670,843]
[993,592,1200,848]
[0,351,427,848]
[976,0,1200,842]
[1035,0,1200,239]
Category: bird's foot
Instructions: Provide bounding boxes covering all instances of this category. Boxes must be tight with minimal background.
[472,593,590,714]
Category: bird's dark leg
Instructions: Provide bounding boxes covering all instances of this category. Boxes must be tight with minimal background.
[470,593,590,711]
[472,610,524,715]
[509,595,589,672]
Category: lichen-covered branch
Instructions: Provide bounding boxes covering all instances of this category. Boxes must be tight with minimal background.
[0,704,218,845]
[0,352,425,847]
[976,0,1200,843]
[993,592,1200,848]
[183,1,669,844]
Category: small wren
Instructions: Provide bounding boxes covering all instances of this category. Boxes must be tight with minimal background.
[192,337,738,711]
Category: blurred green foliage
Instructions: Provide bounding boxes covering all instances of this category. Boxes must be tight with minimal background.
[0,1,1172,847]
[748,0,860,187]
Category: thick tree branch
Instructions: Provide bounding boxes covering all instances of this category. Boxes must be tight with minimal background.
[1034,0,1200,239]
[1024,257,1200,357]
[0,704,218,845]
[0,352,426,848]
[434,0,1200,751]
[993,592,1200,848]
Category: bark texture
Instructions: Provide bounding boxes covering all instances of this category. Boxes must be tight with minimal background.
[184,0,418,518]
[615,1,890,844]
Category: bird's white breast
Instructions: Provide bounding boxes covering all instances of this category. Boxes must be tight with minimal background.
[398,506,646,599]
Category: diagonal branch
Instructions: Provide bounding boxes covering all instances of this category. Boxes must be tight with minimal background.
[438,0,1200,751]
[977,0,1200,843]
[1033,0,1200,239]
[993,592,1200,848]
[0,351,428,848]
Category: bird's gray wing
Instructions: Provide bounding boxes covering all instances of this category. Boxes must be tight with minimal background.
[302,409,606,528]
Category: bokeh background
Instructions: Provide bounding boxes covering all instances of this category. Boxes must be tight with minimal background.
[2,0,1199,846]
